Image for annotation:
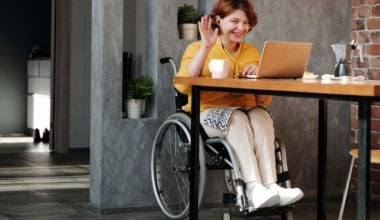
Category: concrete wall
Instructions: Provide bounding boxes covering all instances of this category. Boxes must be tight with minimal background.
[69,0,91,148]
[89,0,351,212]
[67,0,146,149]
[246,0,352,197]
[89,0,165,211]
[0,0,51,135]
[123,0,146,78]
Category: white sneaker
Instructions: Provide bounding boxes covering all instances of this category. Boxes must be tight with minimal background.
[266,184,304,206]
[246,184,280,209]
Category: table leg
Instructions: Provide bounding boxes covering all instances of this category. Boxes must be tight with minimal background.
[357,100,371,220]
[318,99,327,220]
[190,86,200,220]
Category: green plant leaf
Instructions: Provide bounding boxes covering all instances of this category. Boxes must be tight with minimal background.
[127,76,154,100]
[177,4,200,24]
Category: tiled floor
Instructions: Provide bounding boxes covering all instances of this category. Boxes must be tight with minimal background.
[0,137,379,219]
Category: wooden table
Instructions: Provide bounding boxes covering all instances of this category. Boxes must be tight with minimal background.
[174,76,380,220]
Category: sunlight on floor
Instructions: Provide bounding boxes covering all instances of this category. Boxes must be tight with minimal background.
[0,137,33,143]
[0,136,50,153]
[0,165,90,192]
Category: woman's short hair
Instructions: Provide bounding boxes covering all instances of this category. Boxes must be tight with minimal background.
[210,0,257,33]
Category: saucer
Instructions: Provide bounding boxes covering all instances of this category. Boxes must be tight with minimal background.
[302,74,319,80]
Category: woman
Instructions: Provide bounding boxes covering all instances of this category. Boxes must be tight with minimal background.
[175,0,303,210]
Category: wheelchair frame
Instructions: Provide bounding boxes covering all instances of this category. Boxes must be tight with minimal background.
[151,57,294,220]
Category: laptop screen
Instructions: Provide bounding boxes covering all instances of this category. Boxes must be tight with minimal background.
[255,41,313,79]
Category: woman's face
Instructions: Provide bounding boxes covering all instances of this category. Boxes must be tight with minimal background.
[218,9,250,44]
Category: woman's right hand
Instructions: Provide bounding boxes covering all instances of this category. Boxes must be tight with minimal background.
[198,15,219,49]
[186,16,219,77]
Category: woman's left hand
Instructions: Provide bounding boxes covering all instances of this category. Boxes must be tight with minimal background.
[240,64,258,76]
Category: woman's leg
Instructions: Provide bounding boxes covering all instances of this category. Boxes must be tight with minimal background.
[201,109,261,183]
[248,107,304,206]
[201,109,279,209]
[247,107,277,186]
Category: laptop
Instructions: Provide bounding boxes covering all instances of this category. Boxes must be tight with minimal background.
[242,41,313,79]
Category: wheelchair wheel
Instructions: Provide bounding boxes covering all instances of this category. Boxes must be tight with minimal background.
[151,113,206,219]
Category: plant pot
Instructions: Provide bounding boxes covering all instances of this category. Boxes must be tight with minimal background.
[178,23,198,40]
[127,99,143,119]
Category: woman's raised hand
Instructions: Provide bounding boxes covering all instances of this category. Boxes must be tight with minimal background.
[186,15,219,77]
[198,15,219,49]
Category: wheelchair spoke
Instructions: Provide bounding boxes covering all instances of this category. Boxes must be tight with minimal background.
[151,114,206,219]
[154,123,191,215]
[174,171,189,208]
[176,171,189,194]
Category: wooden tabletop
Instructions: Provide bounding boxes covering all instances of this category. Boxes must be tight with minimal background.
[174,77,380,97]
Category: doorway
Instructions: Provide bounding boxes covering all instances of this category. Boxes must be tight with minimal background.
[0,0,77,154]
[51,0,91,153]
[0,1,52,147]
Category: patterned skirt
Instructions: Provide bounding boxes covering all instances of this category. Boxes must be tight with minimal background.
[202,105,272,131]
[202,107,238,130]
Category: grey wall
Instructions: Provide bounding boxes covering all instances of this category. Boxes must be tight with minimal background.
[89,0,165,211]
[245,0,352,197]
[69,0,91,148]
[123,0,146,78]
[0,0,51,134]
[89,0,352,212]
[67,0,145,149]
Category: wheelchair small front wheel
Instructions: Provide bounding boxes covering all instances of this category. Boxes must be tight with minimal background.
[151,113,206,219]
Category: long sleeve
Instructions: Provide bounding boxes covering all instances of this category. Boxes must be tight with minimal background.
[174,42,202,95]
[173,40,272,112]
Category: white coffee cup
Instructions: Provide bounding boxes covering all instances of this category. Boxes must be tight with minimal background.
[208,59,229,79]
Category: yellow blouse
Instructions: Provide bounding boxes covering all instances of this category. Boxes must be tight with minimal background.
[175,38,272,112]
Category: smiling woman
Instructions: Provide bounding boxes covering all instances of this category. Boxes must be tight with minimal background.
[174,0,304,211]
[84,0,353,215]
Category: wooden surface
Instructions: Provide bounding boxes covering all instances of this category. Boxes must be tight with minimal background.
[52,0,71,153]
[174,77,380,97]
[349,149,380,163]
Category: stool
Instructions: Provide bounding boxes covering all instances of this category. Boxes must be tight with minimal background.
[338,148,380,220]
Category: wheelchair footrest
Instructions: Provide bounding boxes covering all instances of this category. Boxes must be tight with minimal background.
[222,193,236,205]
[245,205,294,217]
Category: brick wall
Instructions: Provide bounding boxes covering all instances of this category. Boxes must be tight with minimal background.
[352,0,380,79]
[352,0,380,201]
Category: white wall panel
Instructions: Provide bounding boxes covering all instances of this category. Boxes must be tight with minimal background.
[27,95,34,128]
[27,60,39,77]
[39,60,51,77]
[27,78,50,95]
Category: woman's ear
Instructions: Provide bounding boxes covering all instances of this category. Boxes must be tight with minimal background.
[215,15,221,25]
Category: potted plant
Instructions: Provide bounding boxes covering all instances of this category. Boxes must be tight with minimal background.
[177,4,201,40]
[126,76,154,118]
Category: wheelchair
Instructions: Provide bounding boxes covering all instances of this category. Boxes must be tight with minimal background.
[151,57,295,220]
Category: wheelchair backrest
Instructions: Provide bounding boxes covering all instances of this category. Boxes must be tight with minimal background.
[160,57,188,112]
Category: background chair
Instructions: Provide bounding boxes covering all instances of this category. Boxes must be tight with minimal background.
[338,148,380,220]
